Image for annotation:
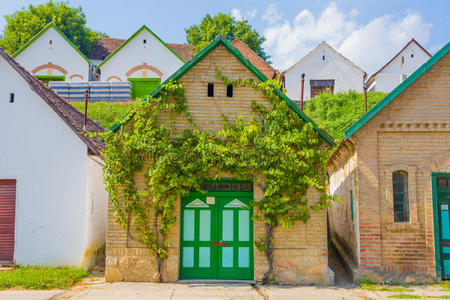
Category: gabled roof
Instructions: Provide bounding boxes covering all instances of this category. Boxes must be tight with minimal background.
[345,42,449,140]
[110,36,335,146]
[284,41,366,76]
[12,23,90,64]
[0,47,104,156]
[231,38,276,79]
[366,38,432,87]
[96,25,185,69]
[88,37,195,62]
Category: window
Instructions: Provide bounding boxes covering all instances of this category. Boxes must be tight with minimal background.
[207,83,214,97]
[310,79,335,98]
[226,84,233,97]
[393,171,409,222]
[143,39,147,44]
[9,93,14,103]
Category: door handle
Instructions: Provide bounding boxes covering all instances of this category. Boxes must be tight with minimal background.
[210,242,229,245]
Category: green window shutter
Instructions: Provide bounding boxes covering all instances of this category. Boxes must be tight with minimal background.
[128,78,161,99]
[350,190,354,221]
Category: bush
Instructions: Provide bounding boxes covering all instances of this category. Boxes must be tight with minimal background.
[71,102,135,129]
[304,90,387,141]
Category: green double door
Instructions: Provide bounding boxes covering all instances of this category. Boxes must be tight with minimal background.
[180,194,253,280]
[435,175,450,279]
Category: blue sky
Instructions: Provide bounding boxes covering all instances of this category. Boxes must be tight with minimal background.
[0,0,448,73]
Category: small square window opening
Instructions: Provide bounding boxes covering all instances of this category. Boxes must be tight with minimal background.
[226,84,233,97]
[143,39,147,44]
[207,83,214,97]
[9,93,14,103]
[322,55,325,61]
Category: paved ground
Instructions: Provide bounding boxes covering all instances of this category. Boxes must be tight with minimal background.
[2,282,450,299]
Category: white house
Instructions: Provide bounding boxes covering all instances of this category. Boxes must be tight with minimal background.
[367,39,431,93]
[95,25,190,99]
[12,23,91,84]
[284,41,366,104]
[0,47,107,269]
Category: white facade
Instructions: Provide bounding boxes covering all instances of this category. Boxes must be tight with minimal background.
[14,25,90,82]
[98,26,184,82]
[0,53,106,268]
[284,42,366,102]
[368,39,431,93]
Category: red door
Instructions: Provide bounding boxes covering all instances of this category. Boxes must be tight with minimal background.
[0,180,16,262]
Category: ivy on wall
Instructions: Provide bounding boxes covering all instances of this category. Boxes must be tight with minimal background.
[101,72,337,283]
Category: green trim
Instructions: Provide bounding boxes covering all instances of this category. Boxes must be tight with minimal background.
[12,23,90,64]
[127,78,161,82]
[110,36,335,146]
[433,172,450,280]
[350,190,354,221]
[96,25,185,69]
[34,75,65,80]
[345,42,450,140]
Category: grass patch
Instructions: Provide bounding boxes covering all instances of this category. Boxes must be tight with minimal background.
[0,266,89,290]
[71,101,135,129]
[360,284,414,292]
[387,294,421,298]
[428,296,450,299]
[440,282,450,291]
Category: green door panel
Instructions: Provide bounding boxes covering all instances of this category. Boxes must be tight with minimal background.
[433,175,450,279]
[128,78,161,99]
[180,190,253,280]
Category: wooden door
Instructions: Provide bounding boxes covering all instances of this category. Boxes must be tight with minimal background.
[0,180,16,262]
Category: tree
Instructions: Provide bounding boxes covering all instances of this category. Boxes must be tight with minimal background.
[0,1,107,55]
[304,90,387,141]
[185,13,269,61]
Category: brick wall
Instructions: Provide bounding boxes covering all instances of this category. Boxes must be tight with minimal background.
[105,44,328,284]
[329,52,450,283]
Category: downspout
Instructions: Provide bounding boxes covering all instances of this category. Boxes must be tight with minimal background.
[83,89,89,130]
[300,73,305,110]
[363,73,368,113]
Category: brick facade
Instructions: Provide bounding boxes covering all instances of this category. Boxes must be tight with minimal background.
[105,44,328,284]
[328,51,450,283]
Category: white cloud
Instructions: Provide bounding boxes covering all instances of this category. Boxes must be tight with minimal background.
[247,9,257,19]
[262,1,432,74]
[263,3,282,25]
[231,8,244,21]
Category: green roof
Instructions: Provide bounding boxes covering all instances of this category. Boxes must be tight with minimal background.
[12,23,90,63]
[345,42,450,139]
[96,25,184,69]
[110,35,335,146]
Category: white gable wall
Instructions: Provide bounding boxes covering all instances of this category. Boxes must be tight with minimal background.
[15,27,89,82]
[99,29,184,82]
[369,42,430,93]
[285,44,364,101]
[0,56,90,266]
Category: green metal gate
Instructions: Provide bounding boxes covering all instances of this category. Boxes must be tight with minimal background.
[179,181,253,280]
[433,174,450,279]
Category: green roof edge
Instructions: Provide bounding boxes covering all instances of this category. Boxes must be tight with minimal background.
[96,25,185,70]
[12,23,90,64]
[110,35,335,146]
[345,42,450,140]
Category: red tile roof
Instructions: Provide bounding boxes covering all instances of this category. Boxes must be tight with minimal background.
[88,37,195,62]
[0,47,105,156]
[232,38,276,79]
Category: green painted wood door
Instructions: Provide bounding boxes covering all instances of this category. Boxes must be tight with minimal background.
[180,194,253,280]
[128,78,161,99]
[435,176,450,279]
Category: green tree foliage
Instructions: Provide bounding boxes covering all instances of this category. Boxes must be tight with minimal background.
[0,1,107,55]
[102,75,336,283]
[185,13,269,61]
[304,90,387,141]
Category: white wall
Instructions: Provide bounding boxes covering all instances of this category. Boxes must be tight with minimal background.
[99,29,184,82]
[15,27,90,82]
[83,156,108,269]
[284,44,365,101]
[0,56,90,266]
[369,42,430,93]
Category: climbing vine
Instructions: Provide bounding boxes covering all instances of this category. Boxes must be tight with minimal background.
[102,73,337,283]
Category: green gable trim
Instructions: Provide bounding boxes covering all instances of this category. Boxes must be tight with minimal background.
[110,36,335,146]
[345,42,450,140]
[12,23,90,64]
[96,25,185,70]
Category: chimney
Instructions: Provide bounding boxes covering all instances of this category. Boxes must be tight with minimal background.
[300,73,305,110]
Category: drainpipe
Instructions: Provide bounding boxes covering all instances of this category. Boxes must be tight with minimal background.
[300,73,305,110]
[364,83,368,114]
[83,89,89,130]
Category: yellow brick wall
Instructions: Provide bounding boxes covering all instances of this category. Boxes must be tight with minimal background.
[105,44,328,284]
[329,52,450,283]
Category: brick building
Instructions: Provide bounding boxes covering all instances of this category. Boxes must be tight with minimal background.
[105,36,335,284]
[328,42,450,282]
